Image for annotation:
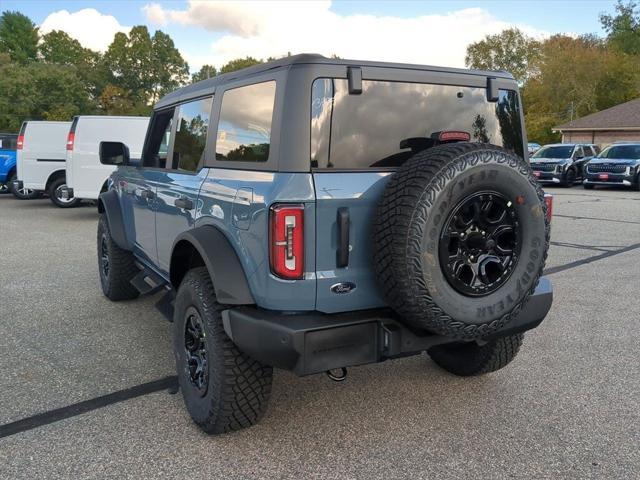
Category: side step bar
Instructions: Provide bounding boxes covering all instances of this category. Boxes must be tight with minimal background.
[130,265,167,296]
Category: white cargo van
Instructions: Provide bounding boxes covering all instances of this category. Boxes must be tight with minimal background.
[15,121,79,207]
[63,116,149,201]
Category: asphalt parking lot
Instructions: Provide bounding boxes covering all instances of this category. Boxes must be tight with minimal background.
[0,187,638,479]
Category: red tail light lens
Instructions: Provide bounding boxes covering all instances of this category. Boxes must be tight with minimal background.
[17,134,24,150]
[270,204,304,279]
[66,132,75,151]
[544,194,553,223]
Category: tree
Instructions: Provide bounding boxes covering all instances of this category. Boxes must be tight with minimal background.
[465,28,541,83]
[219,56,262,75]
[522,34,640,143]
[600,1,640,55]
[192,64,217,83]
[39,30,93,65]
[104,26,189,104]
[0,11,38,64]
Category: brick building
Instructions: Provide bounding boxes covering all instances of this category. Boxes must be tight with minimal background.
[553,97,640,146]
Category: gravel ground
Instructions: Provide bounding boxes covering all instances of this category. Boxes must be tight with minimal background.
[0,187,638,479]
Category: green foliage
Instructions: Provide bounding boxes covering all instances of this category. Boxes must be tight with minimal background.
[465,28,541,83]
[219,56,262,74]
[103,26,189,104]
[600,1,640,55]
[192,64,217,83]
[522,34,640,143]
[39,30,92,65]
[0,11,38,64]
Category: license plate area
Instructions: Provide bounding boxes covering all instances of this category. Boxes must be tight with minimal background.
[598,173,609,180]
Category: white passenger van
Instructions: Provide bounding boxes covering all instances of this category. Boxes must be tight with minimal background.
[63,116,149,201]
[15,120,78,207]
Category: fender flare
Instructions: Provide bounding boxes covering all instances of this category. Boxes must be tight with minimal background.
[98,189,131,250]
[171,225,255,305]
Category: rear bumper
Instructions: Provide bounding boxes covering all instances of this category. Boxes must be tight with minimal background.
[222,277,553,376]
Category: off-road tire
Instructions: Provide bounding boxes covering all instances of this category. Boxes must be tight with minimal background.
[428,333,524,376]
[97,214,139,300]
[373,143,550,340]
[174,267,273,434]
[8,172,41,199]
[49,176,81,208]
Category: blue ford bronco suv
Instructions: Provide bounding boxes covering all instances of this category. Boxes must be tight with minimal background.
[97,54,553,434]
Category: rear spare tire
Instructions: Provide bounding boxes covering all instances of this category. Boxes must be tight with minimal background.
[373,143,549,340]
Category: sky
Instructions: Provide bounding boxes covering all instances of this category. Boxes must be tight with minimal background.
[2,0,619,73]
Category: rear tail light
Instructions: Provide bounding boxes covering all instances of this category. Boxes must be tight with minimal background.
[17,134,24,150]
[66,132,75,151]
[543,194,553,223]
[270,204,305,279]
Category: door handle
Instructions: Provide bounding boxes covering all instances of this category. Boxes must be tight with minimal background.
[174,197,193,210]
[336,207,350,268]
[140,189,154,199]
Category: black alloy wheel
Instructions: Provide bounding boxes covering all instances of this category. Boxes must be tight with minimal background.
[438,191,521,297]
[100,234,110,280]
[184,306,208,397]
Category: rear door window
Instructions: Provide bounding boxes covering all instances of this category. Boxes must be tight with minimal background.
[216,81,276,162]
[311,79,524,169]
[171,97,213,172]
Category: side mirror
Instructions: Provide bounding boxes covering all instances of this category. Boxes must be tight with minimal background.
[99,141,130,166]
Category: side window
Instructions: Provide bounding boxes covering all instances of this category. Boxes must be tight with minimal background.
[171,97,212,172]
[216,81,276,162]
[142,109,174,168]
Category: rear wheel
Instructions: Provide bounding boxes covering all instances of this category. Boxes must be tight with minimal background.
[49,176,81,208]
[174,267,273,434]
[8,172,40,199]
[0,182,8,194]
[429,334,524,376]
[374,143,550,340]
[97,214,139,300]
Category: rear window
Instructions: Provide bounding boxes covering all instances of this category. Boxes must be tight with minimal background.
[311,79,524,169]
[0,134,17,150]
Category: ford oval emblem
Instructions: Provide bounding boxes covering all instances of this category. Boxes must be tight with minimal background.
[331,282,356,294]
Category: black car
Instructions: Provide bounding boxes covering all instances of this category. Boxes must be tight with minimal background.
[530,143,598,187]
[584,143,640,190]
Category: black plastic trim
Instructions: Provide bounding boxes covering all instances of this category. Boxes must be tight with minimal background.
[171,225,255,305]
[98,189,130,250]
[223,277,553,376]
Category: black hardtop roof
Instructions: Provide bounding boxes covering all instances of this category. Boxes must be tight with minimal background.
[155,53,515,110]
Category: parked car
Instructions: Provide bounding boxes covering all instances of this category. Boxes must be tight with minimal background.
[0,132,40,199]
[61,116,150,203]
[583,143,640,190]
[530,143,598,187]
[528,142,541,155]
[13,121,79,207]
[96,54,553,434]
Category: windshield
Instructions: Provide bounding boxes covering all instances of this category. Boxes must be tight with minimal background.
[532,145,573,159]
[597,145,640,160]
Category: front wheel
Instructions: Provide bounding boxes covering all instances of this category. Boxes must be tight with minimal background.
[0,182,8,194]
[428,334,523,376]
[562,168,576,187]
[49,177,81,208]
[97,214,139,300]
[173,267,273,434]
[8,172,41,199]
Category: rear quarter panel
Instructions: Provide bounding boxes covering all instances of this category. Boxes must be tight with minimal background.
[196,169,317,311]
